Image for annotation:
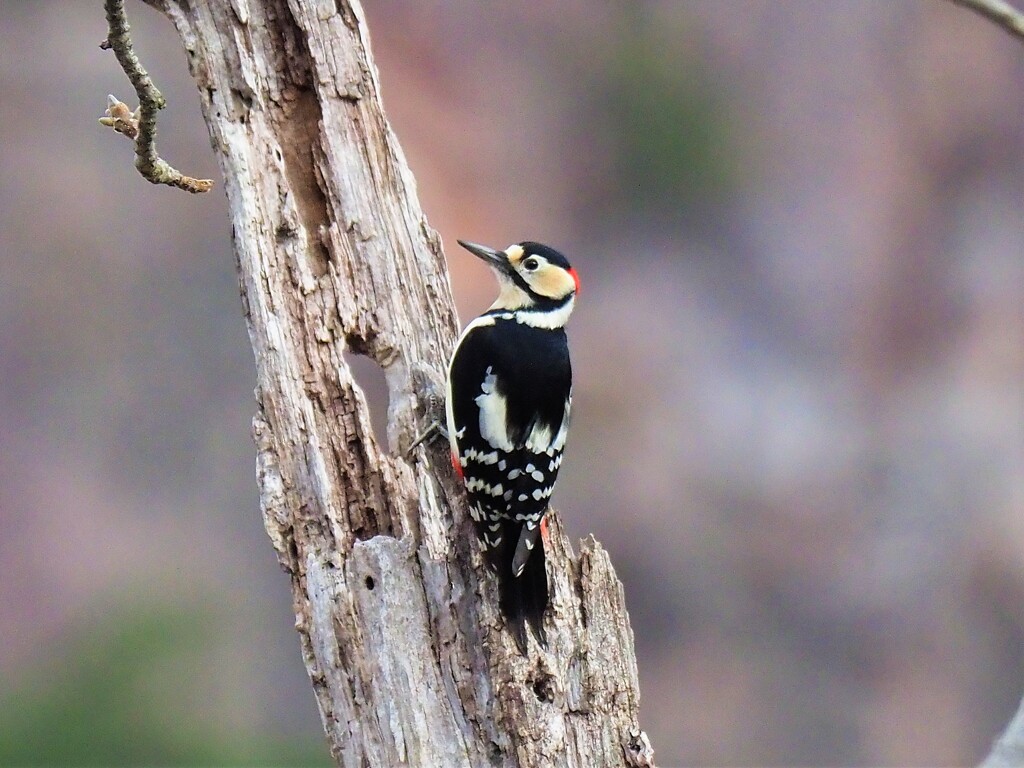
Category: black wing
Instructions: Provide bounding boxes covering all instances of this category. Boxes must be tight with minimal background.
[448,318,571,554]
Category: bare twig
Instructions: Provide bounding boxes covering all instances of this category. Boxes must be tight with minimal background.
[948,0,1024,43]
[100,0,213,194]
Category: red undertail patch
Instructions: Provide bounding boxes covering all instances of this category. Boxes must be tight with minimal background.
[451,451,464,479]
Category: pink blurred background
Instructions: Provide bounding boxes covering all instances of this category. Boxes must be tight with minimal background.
[2,1,1024,765]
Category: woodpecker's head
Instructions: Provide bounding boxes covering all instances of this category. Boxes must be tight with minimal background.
[458,239,579,317]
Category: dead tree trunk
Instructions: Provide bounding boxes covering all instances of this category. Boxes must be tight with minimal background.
[139,1,652,765]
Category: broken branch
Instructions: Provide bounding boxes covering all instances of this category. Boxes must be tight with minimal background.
[100,0,213,194]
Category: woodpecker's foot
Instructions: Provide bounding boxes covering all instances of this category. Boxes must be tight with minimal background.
[405,419,448,457]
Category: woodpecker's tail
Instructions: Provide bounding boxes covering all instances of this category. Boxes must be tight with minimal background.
[496,532,549,654]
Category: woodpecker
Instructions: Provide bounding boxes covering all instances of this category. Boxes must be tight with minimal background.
[446,239,578,652]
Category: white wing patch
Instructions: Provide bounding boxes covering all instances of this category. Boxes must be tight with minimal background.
[524,396,571,456]
[475,366,514,451]
[551,418,569,453]
[525,422,553,453]
[551,397,571,452]
[446,314,500,457]
[460,447,499,467]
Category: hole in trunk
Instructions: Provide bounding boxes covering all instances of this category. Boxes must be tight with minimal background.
[531,670,556,703]
[345,350,390,450]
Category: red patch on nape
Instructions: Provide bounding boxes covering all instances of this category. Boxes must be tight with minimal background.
[451,451,464,479]
[568,267,580,295]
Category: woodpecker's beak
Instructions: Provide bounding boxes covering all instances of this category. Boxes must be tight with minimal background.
[458,240,511,273]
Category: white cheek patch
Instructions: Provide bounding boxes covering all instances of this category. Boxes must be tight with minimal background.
[491,277,532,311]
[476,367,514,451]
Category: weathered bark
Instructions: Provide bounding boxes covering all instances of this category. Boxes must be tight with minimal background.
[139,1,652,765]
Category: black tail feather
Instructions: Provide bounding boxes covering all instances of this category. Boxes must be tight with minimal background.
[497,537,549,654]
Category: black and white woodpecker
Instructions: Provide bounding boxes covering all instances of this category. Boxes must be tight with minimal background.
[446,239,578,652]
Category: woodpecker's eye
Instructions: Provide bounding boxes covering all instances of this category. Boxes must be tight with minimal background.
[523,258,540,271]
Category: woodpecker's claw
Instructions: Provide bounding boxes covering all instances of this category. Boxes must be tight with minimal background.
[405,420,448,457]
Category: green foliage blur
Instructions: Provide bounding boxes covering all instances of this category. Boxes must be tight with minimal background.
[0,604,332,767]
[595,7,739,220]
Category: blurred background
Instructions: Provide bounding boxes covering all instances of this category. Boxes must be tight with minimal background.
[2,1,1024,765]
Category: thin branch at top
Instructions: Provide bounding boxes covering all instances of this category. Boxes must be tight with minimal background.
[948,0,1024,43]
[100,0,213,194]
